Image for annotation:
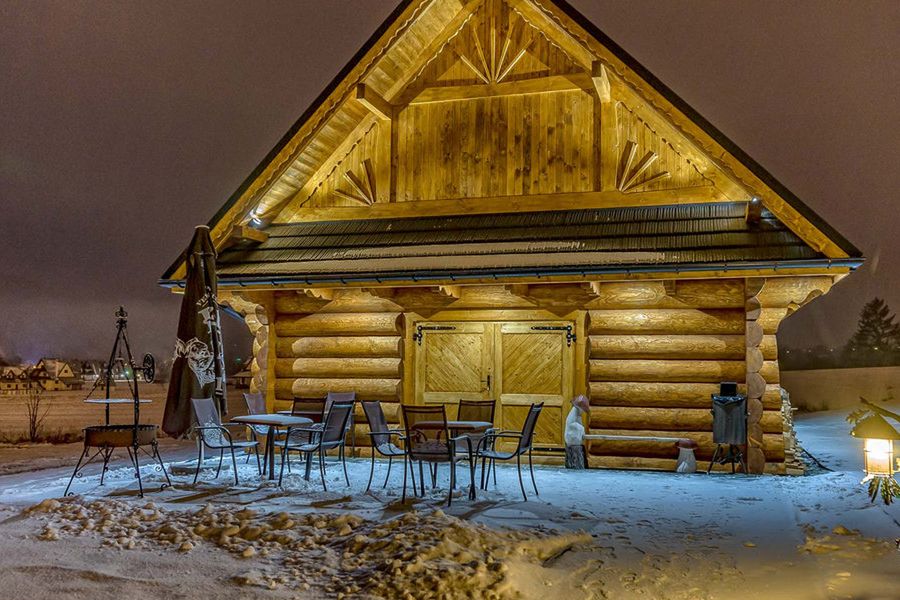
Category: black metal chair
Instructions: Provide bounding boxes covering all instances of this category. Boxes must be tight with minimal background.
[401,404,474,506]
[278,401,354,490]
[242,391,274,464]
[475,402,543,501]
[327,391,357,457]
[361,400,414,492]
[291,397,328,422]
[456,399,496,456]
[190,397,261,485]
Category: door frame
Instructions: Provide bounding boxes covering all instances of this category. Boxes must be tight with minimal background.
[409,316,582,449]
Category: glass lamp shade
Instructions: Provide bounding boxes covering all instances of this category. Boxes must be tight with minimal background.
[851,414,900,477]
[863,438,895,477]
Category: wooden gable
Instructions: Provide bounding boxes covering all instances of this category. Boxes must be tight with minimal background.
[161,0,860,283]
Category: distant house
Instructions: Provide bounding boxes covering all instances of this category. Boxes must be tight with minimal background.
[0,359,86,394]
[34,358,83,391]
[0,366,37,394]
[230,369,252,389]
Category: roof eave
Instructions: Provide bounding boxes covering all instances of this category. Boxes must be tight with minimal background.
[159,257,864,289]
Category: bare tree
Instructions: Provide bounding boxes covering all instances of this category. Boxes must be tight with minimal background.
[24,384,49,443]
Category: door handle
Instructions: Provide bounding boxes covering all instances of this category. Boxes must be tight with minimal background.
[484,375,492,391]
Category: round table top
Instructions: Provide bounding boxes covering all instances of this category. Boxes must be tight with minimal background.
[85,398,151,404]
[231,414,313,427]
[413,420,492,431]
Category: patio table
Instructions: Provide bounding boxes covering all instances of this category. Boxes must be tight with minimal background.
[411,420,492,500]
[231,414,312,480]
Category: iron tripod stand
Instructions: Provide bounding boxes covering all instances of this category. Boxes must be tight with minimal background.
[64,307,170,497]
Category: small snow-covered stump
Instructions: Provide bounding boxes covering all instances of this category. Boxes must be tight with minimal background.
[564,395,590,469]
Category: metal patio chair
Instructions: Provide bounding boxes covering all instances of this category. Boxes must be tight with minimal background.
[456,398,496,455]
[278,401,354,490]
[191,397,261,486]
[401,404,474,506]
[361,400,415,492]
[242,391,275,464]
[327,391,357,457]
[475,402,543,501]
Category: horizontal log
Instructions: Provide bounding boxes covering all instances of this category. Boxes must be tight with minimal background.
[588,456,785,473]
[587,429,785,460]
[274,358,401,379]
[586,280,745,310]
[274,290,333,314]
[589,309,745,335]
[757,308,789,334]
[759,360,780,383]
[590,359,745,383]
[589,406,783,433]
[757,277,832,308]
[275,336,402,358]
[590,334,745,359]
[760,335,778,360]
[274,378,400,401]
[589,382,724,408]
[274,312,402,336]
[763,385,783,410]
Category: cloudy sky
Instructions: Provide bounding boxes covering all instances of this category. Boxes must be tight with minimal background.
[1,0,897,363]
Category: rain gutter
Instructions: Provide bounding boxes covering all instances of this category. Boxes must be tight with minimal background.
[159,257,864,289]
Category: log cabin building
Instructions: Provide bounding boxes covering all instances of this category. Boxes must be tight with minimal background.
[160,0,862,474]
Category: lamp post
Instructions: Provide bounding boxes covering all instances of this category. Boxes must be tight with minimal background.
[848,399,900,504]
[851,414,900,478]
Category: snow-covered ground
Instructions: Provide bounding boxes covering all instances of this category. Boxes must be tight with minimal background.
[0,408,898,599]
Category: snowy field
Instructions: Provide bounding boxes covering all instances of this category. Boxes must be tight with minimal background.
[0,408,898,599]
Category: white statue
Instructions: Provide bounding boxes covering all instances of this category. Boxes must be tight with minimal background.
[564,395,590,446]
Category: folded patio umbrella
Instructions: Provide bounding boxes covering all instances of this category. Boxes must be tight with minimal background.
[162,225,228,437]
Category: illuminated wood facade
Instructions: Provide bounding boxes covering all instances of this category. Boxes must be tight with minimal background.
[161,0,861,473]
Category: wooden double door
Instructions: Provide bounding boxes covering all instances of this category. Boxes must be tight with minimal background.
[413,321,574,449]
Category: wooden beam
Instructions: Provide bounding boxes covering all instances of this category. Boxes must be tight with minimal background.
[591,61,611,103]
[355,83,393,121]
[227,224,269,245]
[383,0,479,99]
[279,114,378,213]
[285,185,725,223]
[504,0,594,69]
[407,73,592,105]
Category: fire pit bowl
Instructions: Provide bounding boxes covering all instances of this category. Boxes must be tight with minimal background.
[83,424,158,448]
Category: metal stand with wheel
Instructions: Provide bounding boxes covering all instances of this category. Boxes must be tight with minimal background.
[65,307,171,497]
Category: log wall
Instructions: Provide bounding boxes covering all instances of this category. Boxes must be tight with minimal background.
[586,279,792,472]
[272,289,404,449]
[235,276,833,470]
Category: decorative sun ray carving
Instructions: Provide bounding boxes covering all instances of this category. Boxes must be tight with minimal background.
[616,140,671,192]
[458,15,533,85]
[334,159,377,206]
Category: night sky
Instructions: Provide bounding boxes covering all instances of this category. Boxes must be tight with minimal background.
[1,0,897,363]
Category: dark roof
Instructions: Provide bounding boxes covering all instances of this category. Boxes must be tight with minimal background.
[211,202,838,283]
[160,0,860,282]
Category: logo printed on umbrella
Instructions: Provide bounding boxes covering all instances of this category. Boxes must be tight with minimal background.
[174,337,215,386]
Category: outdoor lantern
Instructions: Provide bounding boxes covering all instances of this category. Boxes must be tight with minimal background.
[851,414,900,477]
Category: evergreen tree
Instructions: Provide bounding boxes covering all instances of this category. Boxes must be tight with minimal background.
[844,298,900,366]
